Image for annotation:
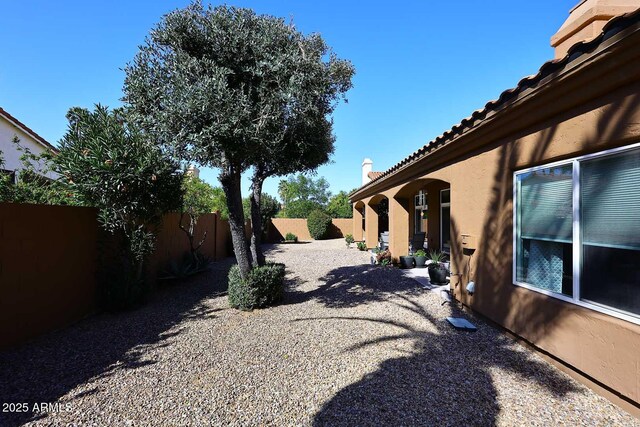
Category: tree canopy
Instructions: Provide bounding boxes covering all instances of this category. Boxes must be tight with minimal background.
[55,105,183,260]
[124,2,353,278]
[326,191,353,218]
[278,174,331,218]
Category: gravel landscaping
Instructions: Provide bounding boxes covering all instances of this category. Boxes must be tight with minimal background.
[0,238,638,426]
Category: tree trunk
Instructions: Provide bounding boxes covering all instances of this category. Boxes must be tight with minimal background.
[220,170,252,278]
[249,172,266,267]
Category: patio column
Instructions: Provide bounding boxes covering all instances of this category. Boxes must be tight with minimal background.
[365,203,378,249]
[352,204,364,241]
[389,197,409,262]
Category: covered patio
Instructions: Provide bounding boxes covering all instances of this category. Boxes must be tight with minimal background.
[352,177,451,261]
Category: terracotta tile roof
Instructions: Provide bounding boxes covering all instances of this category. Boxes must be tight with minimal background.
[368,171,383,180]
[354,8,640,194]
[0,107,58,153]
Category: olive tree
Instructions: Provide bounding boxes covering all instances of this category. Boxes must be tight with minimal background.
[124,3,353,277]
[245,37,353,266]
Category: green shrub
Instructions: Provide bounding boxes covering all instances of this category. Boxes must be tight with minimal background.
[228,262,286,310]
[284,232,298,242]
[344,234,355,247]
[307,210,332,240]
[357,241,367,251]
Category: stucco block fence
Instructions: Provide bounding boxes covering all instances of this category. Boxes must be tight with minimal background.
[0,202,234,350]
[266,218,353,242]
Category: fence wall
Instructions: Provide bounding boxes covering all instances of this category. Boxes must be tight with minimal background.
[0,203,227,350]
[267,218,353,242]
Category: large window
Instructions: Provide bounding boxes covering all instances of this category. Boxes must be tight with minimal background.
[514,144,640,323]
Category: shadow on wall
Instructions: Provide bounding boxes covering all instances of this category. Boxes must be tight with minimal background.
[0,260,233,427]
[471,87,640,344]
[288,264,582,425]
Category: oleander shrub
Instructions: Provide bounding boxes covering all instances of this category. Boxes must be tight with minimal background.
[228,262,286,310]
[307,209,332,240]
[285,232,298,242]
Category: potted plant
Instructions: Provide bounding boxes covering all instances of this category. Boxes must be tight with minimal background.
[414,249,427,268]
[427,250,448,284]
[376,249,392,267]
[399,254,415,269]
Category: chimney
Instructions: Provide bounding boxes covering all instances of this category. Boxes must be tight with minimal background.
[186,164,200,179]
[551,0,639,59]
[362,158,373,185]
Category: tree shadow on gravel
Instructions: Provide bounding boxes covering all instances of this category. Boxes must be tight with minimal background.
[286,264,424,308]
[298,266,583,426]
[0,259,233,427]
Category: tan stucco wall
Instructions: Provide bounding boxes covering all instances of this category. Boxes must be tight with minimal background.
[352,67,640,410]
[267,218,353,242]
[0,204,223,350]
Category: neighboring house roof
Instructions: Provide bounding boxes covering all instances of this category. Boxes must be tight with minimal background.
[0,107,58,153]
[367,171,383,180]
[357,8,640,192]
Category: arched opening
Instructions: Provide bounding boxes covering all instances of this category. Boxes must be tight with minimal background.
[352,200,366,241]
[365,194,389,249]
[391,179,451,258]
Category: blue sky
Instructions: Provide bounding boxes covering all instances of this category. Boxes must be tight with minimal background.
[0,0,576,199]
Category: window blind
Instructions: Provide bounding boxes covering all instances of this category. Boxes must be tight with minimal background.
[581,149,640,250]
[519,165,573,242]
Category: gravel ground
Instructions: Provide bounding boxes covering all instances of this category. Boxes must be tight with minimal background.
[0,239,637,426]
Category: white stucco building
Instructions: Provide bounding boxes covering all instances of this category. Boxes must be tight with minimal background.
[0,107,58,180]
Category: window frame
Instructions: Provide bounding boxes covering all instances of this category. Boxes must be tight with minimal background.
[414,191,426,234]
[512,141,640,326]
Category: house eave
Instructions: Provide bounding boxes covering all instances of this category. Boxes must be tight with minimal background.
[350,9,640,202]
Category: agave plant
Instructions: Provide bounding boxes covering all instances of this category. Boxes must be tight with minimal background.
[428,250,447,268]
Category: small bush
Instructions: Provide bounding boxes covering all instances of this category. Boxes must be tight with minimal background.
[228,263,286,310]
[357,241,367,251]
[344,234,355,247]
[284,232,298,242]
[376,249,392,266]
[307,210,332,240]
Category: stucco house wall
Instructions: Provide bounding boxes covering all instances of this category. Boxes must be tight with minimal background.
[0,108,58,180]
[350,7,640,414]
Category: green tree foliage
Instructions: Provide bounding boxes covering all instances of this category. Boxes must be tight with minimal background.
[0,138,75,205]
[124,2,353,278]
[0,150,12,202]
[326,191,353,218]
[278,174,331,218]
[210,186,229,220]
[55,105,183,308]
[180,174,217,260]
[243,192,280,226]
